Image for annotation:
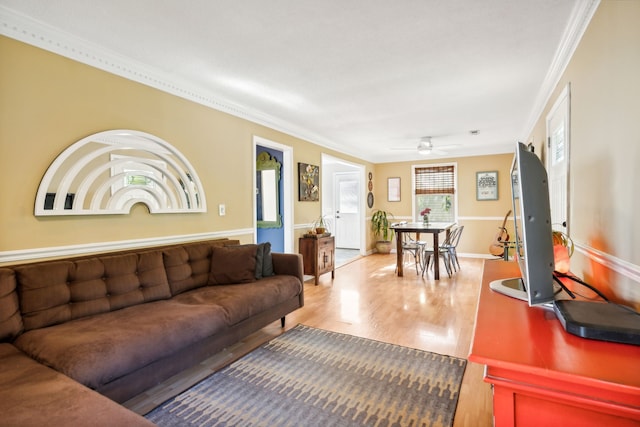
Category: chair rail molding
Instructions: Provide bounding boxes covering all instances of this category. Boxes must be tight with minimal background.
[575,241,640,285]
[0,229,253,264]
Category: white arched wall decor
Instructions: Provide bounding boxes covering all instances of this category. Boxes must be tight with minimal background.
[35,130,207,216]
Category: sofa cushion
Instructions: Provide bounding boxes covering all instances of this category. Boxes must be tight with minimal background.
[163,239,242,295]
[163,242,212,295]
[0,268,23,342]
[208,245,257,285]
[0,343,154,427]
[13,299,229,390]
[14,250,171,331]
[230,242,274,280]
[255,242,274,279]
[173,275,302,325]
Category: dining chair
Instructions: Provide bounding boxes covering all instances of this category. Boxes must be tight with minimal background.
[421,230,454,278]
[391,221,426,275]
[441,225,464,272]
[401,232,427,274]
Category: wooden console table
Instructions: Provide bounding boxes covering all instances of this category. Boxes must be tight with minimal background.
[299,235,335,285]
[470,260,640,426]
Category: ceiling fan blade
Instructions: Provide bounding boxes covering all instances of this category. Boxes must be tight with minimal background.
[388,137,461,154]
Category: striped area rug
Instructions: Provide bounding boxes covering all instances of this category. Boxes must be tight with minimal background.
[146,324,466,427]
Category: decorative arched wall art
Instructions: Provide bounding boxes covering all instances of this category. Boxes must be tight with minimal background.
[35,130,207,216]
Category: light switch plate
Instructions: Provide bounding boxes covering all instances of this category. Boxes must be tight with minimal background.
[218,204,226,216]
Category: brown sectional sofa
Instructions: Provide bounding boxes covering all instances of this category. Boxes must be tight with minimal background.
[0,343,156,426]
[0,238,304,425]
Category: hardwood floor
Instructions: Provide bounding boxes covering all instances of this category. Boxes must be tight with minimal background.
[124,253,494,426]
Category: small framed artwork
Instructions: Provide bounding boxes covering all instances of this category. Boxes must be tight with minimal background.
[298,162,319,201]
[367,192,374,208]
[387,177,401,202]
[476,171,498,200]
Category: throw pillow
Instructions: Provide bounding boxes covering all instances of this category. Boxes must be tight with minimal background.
[260,242,274,277]
[208,245,257,285]
[255,243,264,279]
[226,243,275,280]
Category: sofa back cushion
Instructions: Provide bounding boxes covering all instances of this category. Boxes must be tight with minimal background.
[163,242,212,295]
[0,268,23,342]
[15,250,171,331]
[163,239,241,295]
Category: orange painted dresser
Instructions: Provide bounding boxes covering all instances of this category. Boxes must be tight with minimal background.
[470,260,640,426]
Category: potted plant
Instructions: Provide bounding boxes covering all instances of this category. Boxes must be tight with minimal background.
[371,209,394,254]
[310,215,329,235]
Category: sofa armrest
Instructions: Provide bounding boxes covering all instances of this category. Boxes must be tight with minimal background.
[271,253,304,284]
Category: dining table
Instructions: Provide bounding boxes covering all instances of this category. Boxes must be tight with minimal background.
[390,222,456,279]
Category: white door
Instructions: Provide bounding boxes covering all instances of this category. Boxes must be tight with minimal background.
[546,84,570,233]
[334,172,360,249]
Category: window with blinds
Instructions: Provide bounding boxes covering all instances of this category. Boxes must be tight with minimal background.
[414,164,456,222]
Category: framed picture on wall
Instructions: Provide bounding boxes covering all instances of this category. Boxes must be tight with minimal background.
[298,162,319,201]
[476,171,498,200]
[387,177,401,202]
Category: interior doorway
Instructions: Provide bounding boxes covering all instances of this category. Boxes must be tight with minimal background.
[253,136,294,253]
[546,83,571,234]
[321,154,366,257]
[334,172,359,249]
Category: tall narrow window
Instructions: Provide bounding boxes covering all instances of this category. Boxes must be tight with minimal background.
[414,164,456,222]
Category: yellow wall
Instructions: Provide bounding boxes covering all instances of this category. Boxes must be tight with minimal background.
[2,0,638,308]
[373,154,514,256]
[526,0,640,306]
[0,36,371,258]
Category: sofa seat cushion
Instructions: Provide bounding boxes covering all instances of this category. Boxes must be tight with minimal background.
[13,299,228,389]
[0,343,154,427]
[172,275,302,325]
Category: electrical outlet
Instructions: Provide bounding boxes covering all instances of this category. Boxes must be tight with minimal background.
[218,204,226,216]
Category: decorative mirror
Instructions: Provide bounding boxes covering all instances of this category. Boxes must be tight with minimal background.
[35,130,207,216]
[256,151,282,228]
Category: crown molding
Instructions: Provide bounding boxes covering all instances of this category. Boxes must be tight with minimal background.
[520,0,600,141]
[0,6,358,159]
[1,4,600,164]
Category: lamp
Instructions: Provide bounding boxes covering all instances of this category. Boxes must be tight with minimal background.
[552,230,574,274]
[417,137,433,155]
[553,244,571,273]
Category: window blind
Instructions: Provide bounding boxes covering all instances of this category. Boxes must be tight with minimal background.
[414,166,455,195]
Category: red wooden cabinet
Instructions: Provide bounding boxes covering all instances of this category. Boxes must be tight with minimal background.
[470,260,640,426]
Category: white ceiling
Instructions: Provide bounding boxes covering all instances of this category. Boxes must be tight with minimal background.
[0,0,594,163]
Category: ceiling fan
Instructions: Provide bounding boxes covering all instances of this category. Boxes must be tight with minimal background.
[391,136,457,156]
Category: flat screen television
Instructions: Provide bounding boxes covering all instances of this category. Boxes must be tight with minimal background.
[490,142,640,345]
[489,141,556,306]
